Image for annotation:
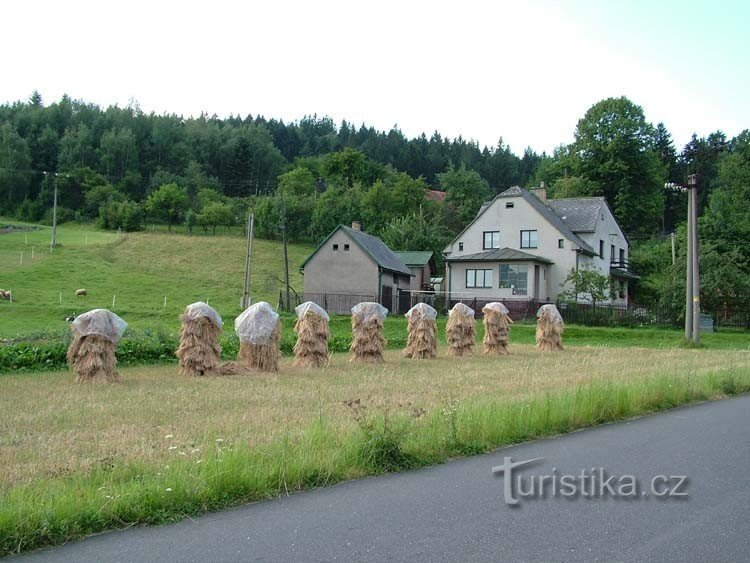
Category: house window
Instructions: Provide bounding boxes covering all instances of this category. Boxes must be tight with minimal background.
[520,230,538,249]
[393,274,398,284]
[611,244,615,263]
[344,244,350,251]
[483,231,500,249]
[558,239,564,249]
[505,202,514,208]
[499,264,528,295]
[466,269,493,288]
[459,242,464,251]
[333,244,339,251]
[599,240,604,257]
[619,248,625,263]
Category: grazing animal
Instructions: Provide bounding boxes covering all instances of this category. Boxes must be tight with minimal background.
[0,289,11,301]
[65,314,77,322]
[75,289,87,297]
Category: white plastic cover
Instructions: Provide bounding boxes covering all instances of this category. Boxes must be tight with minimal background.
[184,301,223,328]
[295,301,330,321]
[537,304,563,323]
[405,302,437,321]
[351,302,388,322]
[72,309,128,343]
[234,301,280,344]
[449,302,475,318]
[483,302,509,315]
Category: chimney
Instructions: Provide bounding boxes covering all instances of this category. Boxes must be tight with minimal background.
[531,182,547,201]
[351,221,361,231]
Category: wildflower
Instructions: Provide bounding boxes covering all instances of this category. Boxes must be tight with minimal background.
[164,434,173,439]
[168,446,177,450]
[215,438,224,443]
[165,488,173,492]
[196,459,203,464]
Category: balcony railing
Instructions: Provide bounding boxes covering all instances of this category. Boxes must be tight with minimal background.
[609,260,638,277]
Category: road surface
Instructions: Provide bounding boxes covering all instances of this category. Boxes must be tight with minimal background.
[17,395,750,562]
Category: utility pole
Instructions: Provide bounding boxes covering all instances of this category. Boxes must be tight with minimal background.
[684,183,693,341]
[241,212,254,309]
[279,191,291,311]
[46,172,59,250]
[688,174,700,344]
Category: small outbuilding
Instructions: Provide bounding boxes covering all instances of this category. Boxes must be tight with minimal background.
[301,222,414,313]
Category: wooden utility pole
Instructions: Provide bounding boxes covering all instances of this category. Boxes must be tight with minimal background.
[688,174,700,343]
[47,172,59,250]
[241,213,254,309]
[279,191,291,311]
[685,185,693,341]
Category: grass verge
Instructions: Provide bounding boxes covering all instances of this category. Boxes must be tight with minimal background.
[1,366,748,556]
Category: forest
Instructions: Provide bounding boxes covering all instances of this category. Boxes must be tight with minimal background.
[1,92,748,311]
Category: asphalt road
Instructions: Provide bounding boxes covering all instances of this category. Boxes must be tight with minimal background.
[17,395,750,562]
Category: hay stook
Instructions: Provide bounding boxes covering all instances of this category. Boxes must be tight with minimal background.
[234,301,282,372]
[446,302,476,357]
[176,302,223,376]
[293,301,330,368]
[482,302,513,355]
[350,302,388,363]
[66,308,127,383]
[403,302,438,359]
[536,304,564,351]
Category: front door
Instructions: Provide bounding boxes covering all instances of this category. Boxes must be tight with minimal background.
[381,285,393,311]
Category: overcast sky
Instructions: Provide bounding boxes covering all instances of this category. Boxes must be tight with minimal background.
[3,0,748,154]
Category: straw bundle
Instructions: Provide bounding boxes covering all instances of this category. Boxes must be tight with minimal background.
[482,302,513,355]
[293,302,330,368]
[176,302,223,376]
[350,302,388,363]
[402,303,438,360]
[446,303,476,357]
[238,320,282,371]
[66,309,126,383]
[536,304,564,351]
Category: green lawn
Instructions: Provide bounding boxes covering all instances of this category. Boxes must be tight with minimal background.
[0,220,312,338]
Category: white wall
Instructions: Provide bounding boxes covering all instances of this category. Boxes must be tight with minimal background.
[444,195,582,300]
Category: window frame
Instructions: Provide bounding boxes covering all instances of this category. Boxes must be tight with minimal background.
[483,231,500,250]
[558,239,564,249]
[505,202,514,208]
[499,263,529,295]
[465,268,494,289]
[332,243,339,251]
[599,240,604,257]
[344,244,350,251]
[520,230,538,249]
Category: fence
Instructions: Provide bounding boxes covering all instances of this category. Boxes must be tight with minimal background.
[292,290,749,330]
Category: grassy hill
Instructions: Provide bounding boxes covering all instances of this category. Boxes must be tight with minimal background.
[0,220,312,338]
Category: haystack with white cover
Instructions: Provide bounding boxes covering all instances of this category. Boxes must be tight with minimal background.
[293,301,330,368]
[403,302,438,359]
[67,309,127,383]
[536,304,564,351]
[482,302,513,355]
[350,302,388,363]
[176,302,223,376]
[235,301,282,371]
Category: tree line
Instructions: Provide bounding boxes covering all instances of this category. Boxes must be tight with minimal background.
[0,92,747,308]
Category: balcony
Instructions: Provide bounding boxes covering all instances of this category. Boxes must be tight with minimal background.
[609,260,639,280]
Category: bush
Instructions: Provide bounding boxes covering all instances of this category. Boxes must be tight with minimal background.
[98,200,144,231]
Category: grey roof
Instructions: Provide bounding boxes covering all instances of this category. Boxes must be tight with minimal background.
[300,225,413,276]
[446,247,554,264]
[496,187,596,254]
[546,198,605,232]
[340,226,413,276]
[393,251,434,267]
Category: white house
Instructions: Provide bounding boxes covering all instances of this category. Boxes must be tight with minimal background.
[443,186,637,306]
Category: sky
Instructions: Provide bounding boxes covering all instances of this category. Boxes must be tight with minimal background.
[2,0,748,155]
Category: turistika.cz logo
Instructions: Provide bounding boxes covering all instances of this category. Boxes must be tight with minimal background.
[491,457,688,506]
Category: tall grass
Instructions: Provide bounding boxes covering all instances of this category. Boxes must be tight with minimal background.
[1,367,748,557]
